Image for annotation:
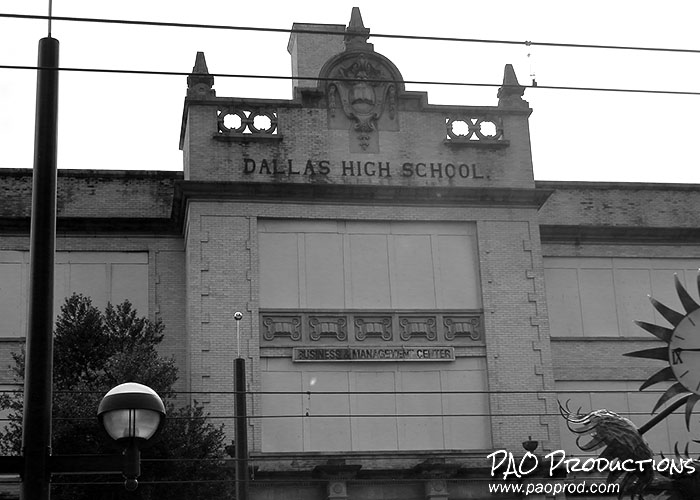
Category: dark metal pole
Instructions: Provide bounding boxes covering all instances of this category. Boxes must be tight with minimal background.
[234,358,249,500]
[21,36,59,500]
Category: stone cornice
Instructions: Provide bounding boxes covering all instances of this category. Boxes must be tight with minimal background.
[173,181,552,231]
[540,224,700,244]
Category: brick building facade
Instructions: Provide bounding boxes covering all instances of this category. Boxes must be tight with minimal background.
[1,8,698,499]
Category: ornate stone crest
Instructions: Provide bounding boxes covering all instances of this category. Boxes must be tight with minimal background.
[321,8,402,153]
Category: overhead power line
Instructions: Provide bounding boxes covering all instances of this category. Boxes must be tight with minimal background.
[0,388,674,395]
[1,63,699,97]
[2,12,700,55]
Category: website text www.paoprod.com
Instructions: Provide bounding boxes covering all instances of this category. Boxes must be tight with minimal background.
[488,480,619,496]
[485,449,695,496]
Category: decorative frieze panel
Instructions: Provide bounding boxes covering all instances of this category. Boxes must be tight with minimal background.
[399,316,437,341]
[355,316,392,341]
[309,316,348,341]
[444,116,507,147]
[262,315,301,341]
[216,107,279,137]
[444,316,482,341]
[260,311,482,345]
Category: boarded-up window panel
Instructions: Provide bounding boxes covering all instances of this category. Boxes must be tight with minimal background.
[579,268,618,337]
[303,371,351,451]
[436,235,481,309]
[53,263,71,318]
[260,358,490,452]
[0,252,148,338]
[259,233,300,309]
[259,221,480,311]
[69,264,109,309]
[613,268,654,337]
[441,360,491,449]
[111,264,149,314]
[261,370,304,452]
[396,370,443,450]
[304,233,344,309]
[544,268,583,337]
[348,234,391,309]
[351,372,398,450]
[545,258,700,338]
[391,235,436,310]
[0,264,23,337]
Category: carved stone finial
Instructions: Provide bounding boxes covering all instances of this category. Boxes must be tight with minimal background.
[187,51,215,98]
[497,64,526,108]
[344,7,372,51]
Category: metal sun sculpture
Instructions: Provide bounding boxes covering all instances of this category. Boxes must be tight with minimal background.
[559,273,700,500]
[625,274,700,425]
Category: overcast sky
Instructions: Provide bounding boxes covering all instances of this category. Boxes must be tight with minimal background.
[2,0,700,183]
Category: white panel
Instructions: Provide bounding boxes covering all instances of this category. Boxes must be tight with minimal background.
[613,268,654,337]
[304,233,344,309]
[259,220,480,311]
[441,367,491,449]
[53,263,70,317]
[436,235,481,309]
[579,268,618,336]
[345,221,391,234]
[259,233,300,309]
[351,371,398,450]
[544,267,583,337]
[0,264,23,337]
[0,252,149,335]
[391,235,436,310]
[397,370,443,450]
[69,264,109,309]
[348,234,391,309]
[259,219,340,233]
[111,264,149,314]
[260,358,490,452]
[304,372,351,451]
[261,371,304,452]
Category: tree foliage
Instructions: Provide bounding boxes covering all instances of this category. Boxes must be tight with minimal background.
[0,294,233,499]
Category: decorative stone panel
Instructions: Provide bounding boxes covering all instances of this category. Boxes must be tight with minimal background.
[444,115,507,147]
[354,316,393,341]
[309,316,348,341]
[260,311,483,345]
[444,316,482,341]
[261,315,302,341]
[399,316,437,341]
[216,107,279,137]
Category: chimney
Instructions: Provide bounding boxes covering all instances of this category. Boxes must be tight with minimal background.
[287,22,345,92]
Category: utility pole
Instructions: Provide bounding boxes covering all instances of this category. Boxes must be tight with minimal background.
[234,313,249,500]
[21,33,59,499]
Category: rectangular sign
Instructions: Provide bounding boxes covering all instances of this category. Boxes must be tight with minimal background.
[293,346,455,362]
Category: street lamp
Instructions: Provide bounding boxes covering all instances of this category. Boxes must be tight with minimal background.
[97,382,166,491]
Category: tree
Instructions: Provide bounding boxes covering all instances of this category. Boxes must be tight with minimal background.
[0,294,233,499]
